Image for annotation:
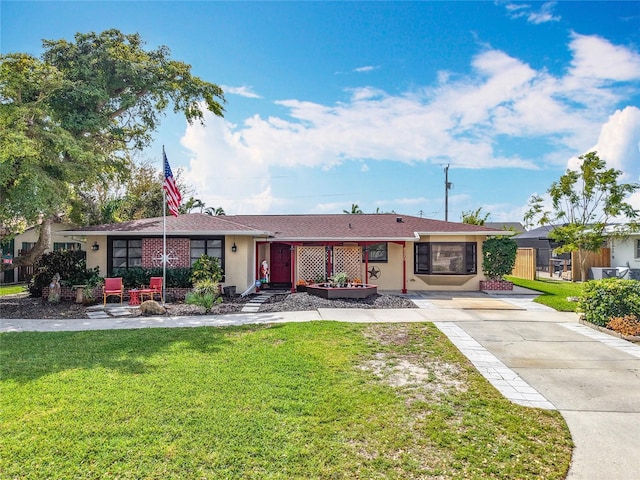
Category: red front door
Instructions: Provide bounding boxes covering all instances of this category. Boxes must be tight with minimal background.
[269,243,291,285]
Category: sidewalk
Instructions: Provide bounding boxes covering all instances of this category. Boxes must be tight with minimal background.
[2,293,640,479]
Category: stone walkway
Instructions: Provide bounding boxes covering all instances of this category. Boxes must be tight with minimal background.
[86,304,135,319]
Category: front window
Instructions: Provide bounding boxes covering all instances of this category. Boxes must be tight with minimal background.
[54,242,81,251]
[112,239,142,269]
[190,238,223,266]
[636,239,640,259]
[21,242,36,253]
[414,242,477,275]
[364,243,388,263]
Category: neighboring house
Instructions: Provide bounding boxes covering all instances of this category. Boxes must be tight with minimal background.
[60,213,509,293]
[608,230,640,280]
[512,225,571,276]
[484,222,525,234]
[0,223,82,283]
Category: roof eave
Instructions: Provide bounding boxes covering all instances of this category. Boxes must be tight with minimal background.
[59,230,272,237]
[416,230,513,236]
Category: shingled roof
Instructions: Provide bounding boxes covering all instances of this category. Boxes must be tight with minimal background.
[61,213,508,241]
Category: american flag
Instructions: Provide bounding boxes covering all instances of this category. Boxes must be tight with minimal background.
[163,151,182,216]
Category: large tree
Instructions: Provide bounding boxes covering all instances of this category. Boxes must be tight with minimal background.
[70,160,195,225]
[0,29,225,270]
[524,151,639,281]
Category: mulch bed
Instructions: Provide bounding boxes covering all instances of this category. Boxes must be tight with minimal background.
[0,292,415,319]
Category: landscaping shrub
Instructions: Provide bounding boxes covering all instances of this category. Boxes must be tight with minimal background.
[110,267,192,288]
[29,250,96,297]
[579,278,640,327]
[191,255,223,283]
[482,236,517,280]
[607,315,640,336]
[185,278,222,313]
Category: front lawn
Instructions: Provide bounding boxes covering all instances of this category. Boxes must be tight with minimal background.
[1,322,571,479]
[506,276,583,312]
[0,284,27,297]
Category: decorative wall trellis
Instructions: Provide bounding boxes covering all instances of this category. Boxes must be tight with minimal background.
[333,246,362,281]
[296,246,326,283]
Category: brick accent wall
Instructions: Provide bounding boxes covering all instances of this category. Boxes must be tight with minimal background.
[479,280,514,291]
[142,238,191,268]
[43,286,193,302]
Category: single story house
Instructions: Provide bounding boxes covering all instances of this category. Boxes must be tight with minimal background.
[484,222,525,234]
[60,213,510,293]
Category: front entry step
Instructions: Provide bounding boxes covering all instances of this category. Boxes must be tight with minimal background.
[240,293,273,313]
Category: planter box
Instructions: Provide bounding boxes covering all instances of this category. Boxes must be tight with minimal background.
[480,280,514,291]
[306,284,377,299]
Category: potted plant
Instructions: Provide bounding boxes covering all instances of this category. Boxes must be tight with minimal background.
[331,272,349,287]
[480,236,517,290]
[296,279,308,292]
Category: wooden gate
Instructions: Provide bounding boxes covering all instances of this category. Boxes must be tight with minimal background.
[512,248,535,280]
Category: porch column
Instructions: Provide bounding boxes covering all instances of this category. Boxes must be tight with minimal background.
[402,241,407,294]
[364,243,369,284]
[255,242,262,292]
[290,244,296,293]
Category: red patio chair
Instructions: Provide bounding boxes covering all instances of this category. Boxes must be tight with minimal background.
[103,277,123,305]
[141,276,163,303]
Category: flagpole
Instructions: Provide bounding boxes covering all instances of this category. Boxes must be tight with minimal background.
[162,145,167,306]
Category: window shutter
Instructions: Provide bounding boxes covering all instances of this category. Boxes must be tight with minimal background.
[465,243,476,274]
[414,243,430,274]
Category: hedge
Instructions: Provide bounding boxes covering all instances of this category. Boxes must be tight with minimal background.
[579,278,640,327]
[110,267,193,289]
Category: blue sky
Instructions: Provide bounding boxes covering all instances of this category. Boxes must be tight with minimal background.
[2,1,640,222]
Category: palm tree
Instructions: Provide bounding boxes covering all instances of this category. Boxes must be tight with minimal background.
[204,206,226,216]
[180,197,205,214]
[343,203,363,214]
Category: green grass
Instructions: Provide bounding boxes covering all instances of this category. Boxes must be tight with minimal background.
[1,322,571,479]
[0,284,27,296]
[506,276,583,311]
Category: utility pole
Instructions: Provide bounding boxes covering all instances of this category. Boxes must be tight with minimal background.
[444,164,453,221]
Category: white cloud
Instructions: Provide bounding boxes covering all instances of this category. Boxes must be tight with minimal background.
[221,85,261,98]
[503,1,560,24]
[182,33,640,215]
[568,32,640,83]
[527,2,560,24]
[567,106,640,210]
[353,65,379,73]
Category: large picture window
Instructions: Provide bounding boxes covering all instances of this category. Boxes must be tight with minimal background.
[414,242,477,275]
[190,238,223,266]
[364,243,388,263]
[54,242,81,251]
[112,239,142,269]
[636,239,640,259]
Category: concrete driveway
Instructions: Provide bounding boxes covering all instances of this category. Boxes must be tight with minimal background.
[454,316,640,480]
